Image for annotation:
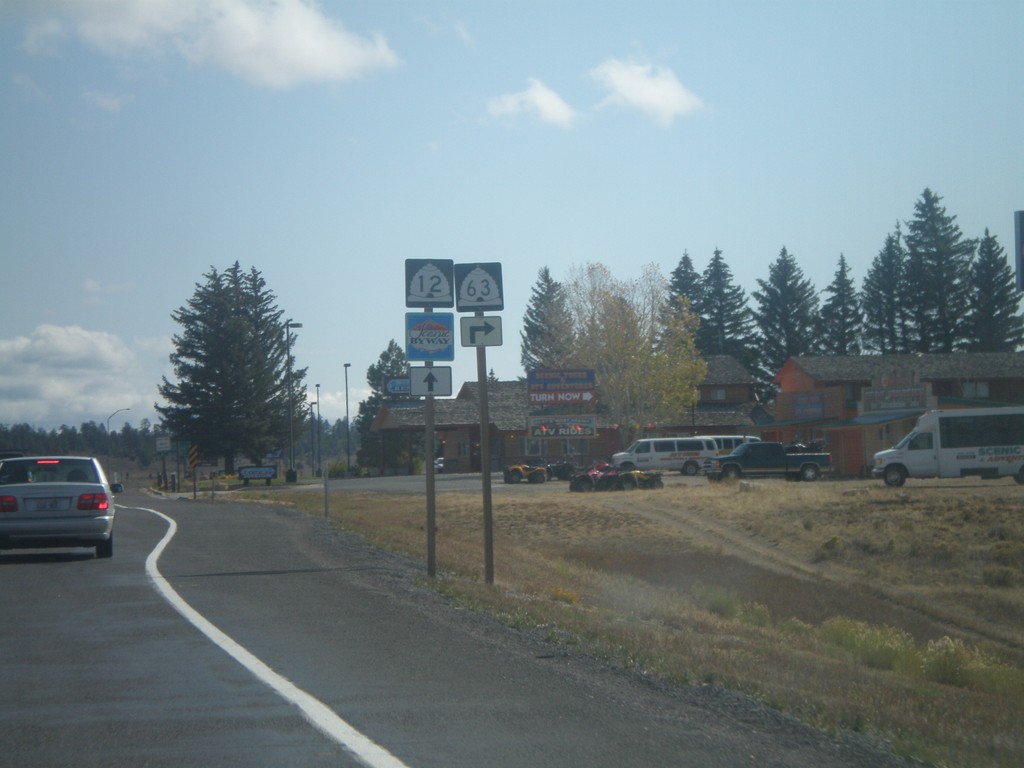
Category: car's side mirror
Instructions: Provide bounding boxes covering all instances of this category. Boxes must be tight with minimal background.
[110,483,124,494]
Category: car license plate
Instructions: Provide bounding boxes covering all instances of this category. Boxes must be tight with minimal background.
[27,497,71,512]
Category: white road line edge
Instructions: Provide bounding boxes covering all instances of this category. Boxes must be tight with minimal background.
[135,505,412,768]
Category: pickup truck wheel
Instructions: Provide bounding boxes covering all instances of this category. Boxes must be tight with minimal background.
[721,465,741,481]
[800,464,820,482]
[883,465,907,487]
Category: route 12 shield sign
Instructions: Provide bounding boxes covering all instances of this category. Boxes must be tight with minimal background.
[406,259,454,308]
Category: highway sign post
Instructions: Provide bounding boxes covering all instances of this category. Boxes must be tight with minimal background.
[405,260,461,578]
[454,262,504,584]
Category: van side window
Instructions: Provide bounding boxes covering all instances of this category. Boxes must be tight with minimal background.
[909,432,933,450]
[635,443,651,454]
[677,440,698,451]
[654,440,676,452]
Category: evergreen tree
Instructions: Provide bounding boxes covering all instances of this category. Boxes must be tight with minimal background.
[667,250,703,311]
[861,225,911,354]
[752,247,820,395]
[903,188,976,352]
[156,263,304,473]
[354,340,414,473]
[696,249,757,369]
[818,253,862,355]
[520,267,574,373]
[963,229,1024,352]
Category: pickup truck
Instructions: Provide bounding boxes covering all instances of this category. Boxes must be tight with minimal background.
[707,441,831,481]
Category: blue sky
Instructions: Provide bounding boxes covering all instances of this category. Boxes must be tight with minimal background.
[2,0,1021,431]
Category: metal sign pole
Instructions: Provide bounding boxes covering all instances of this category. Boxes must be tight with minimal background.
[426,365,437,577]
[476,315,494,585]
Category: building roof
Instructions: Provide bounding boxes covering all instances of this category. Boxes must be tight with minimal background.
[786,352,1024,383]
[702,355,756,386]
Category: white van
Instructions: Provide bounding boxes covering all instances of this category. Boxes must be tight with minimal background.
[702,435,761,455]
[611,437,719,476]
[872,407,1024,486]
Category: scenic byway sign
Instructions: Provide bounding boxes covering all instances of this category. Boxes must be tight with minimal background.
[405,312,455,361]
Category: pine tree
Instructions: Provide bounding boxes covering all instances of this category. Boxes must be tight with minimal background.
[156,262,304,473]
[861,225,911,354]
[354,340,412,473]
[963,229,1024,351]
[752,247,820,394]
[818,253,862,355]
[696,249,757,369]
[667,250,703,311]
[520,267,574,373]
[903,188,976,352]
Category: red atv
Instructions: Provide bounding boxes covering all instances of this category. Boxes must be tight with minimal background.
[569,462,664,491]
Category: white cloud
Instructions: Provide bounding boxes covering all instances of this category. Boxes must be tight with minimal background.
[0,325,166,430]
[590,57,702,127]
[18,0,399,89]
[82,88,128,112]
[12,73,48,102]
[488,78,576,128]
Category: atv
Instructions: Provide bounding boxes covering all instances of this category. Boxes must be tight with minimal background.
[503,462,548,484]
[569,463,664,491]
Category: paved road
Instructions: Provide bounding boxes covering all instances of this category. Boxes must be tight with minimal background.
[1,491,912,768]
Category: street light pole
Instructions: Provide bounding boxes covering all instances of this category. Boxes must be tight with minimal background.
[344,362,351,476]
[106,407,130,457]
[308,402,315,471]
[285,319,302,481]
[315,383,321,476]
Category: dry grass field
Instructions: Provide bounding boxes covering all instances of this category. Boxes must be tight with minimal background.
[251,475,1024,768]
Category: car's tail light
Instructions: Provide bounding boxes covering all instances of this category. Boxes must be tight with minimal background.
[0,495,17,513]
[77,493,110,511]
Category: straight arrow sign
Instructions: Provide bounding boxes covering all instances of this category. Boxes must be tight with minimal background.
[410,366,452,396]
[460,316,503,347]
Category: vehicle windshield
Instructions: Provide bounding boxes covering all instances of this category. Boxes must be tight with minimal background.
[894,431,916,450]
[0,458,98,485]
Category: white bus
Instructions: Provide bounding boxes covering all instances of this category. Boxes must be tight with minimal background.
[872,407,1024,486]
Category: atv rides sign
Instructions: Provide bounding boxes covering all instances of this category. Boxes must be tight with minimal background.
[528,415,597,438]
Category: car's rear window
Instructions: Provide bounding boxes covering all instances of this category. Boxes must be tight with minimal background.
[0,458,97,485]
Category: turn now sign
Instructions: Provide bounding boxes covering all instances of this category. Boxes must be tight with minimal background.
[529,391,596,405]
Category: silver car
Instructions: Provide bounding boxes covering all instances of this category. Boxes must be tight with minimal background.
[0,456,123,558]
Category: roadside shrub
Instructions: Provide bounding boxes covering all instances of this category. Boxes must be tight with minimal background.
[696,585,741,619]
[548,586,580,604]
[819,617,915,671]
[920,636,977,688]
[812,535,845,562]
[740,601,771,627]
[982,565,1019,588]
[991,540,1024,569]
